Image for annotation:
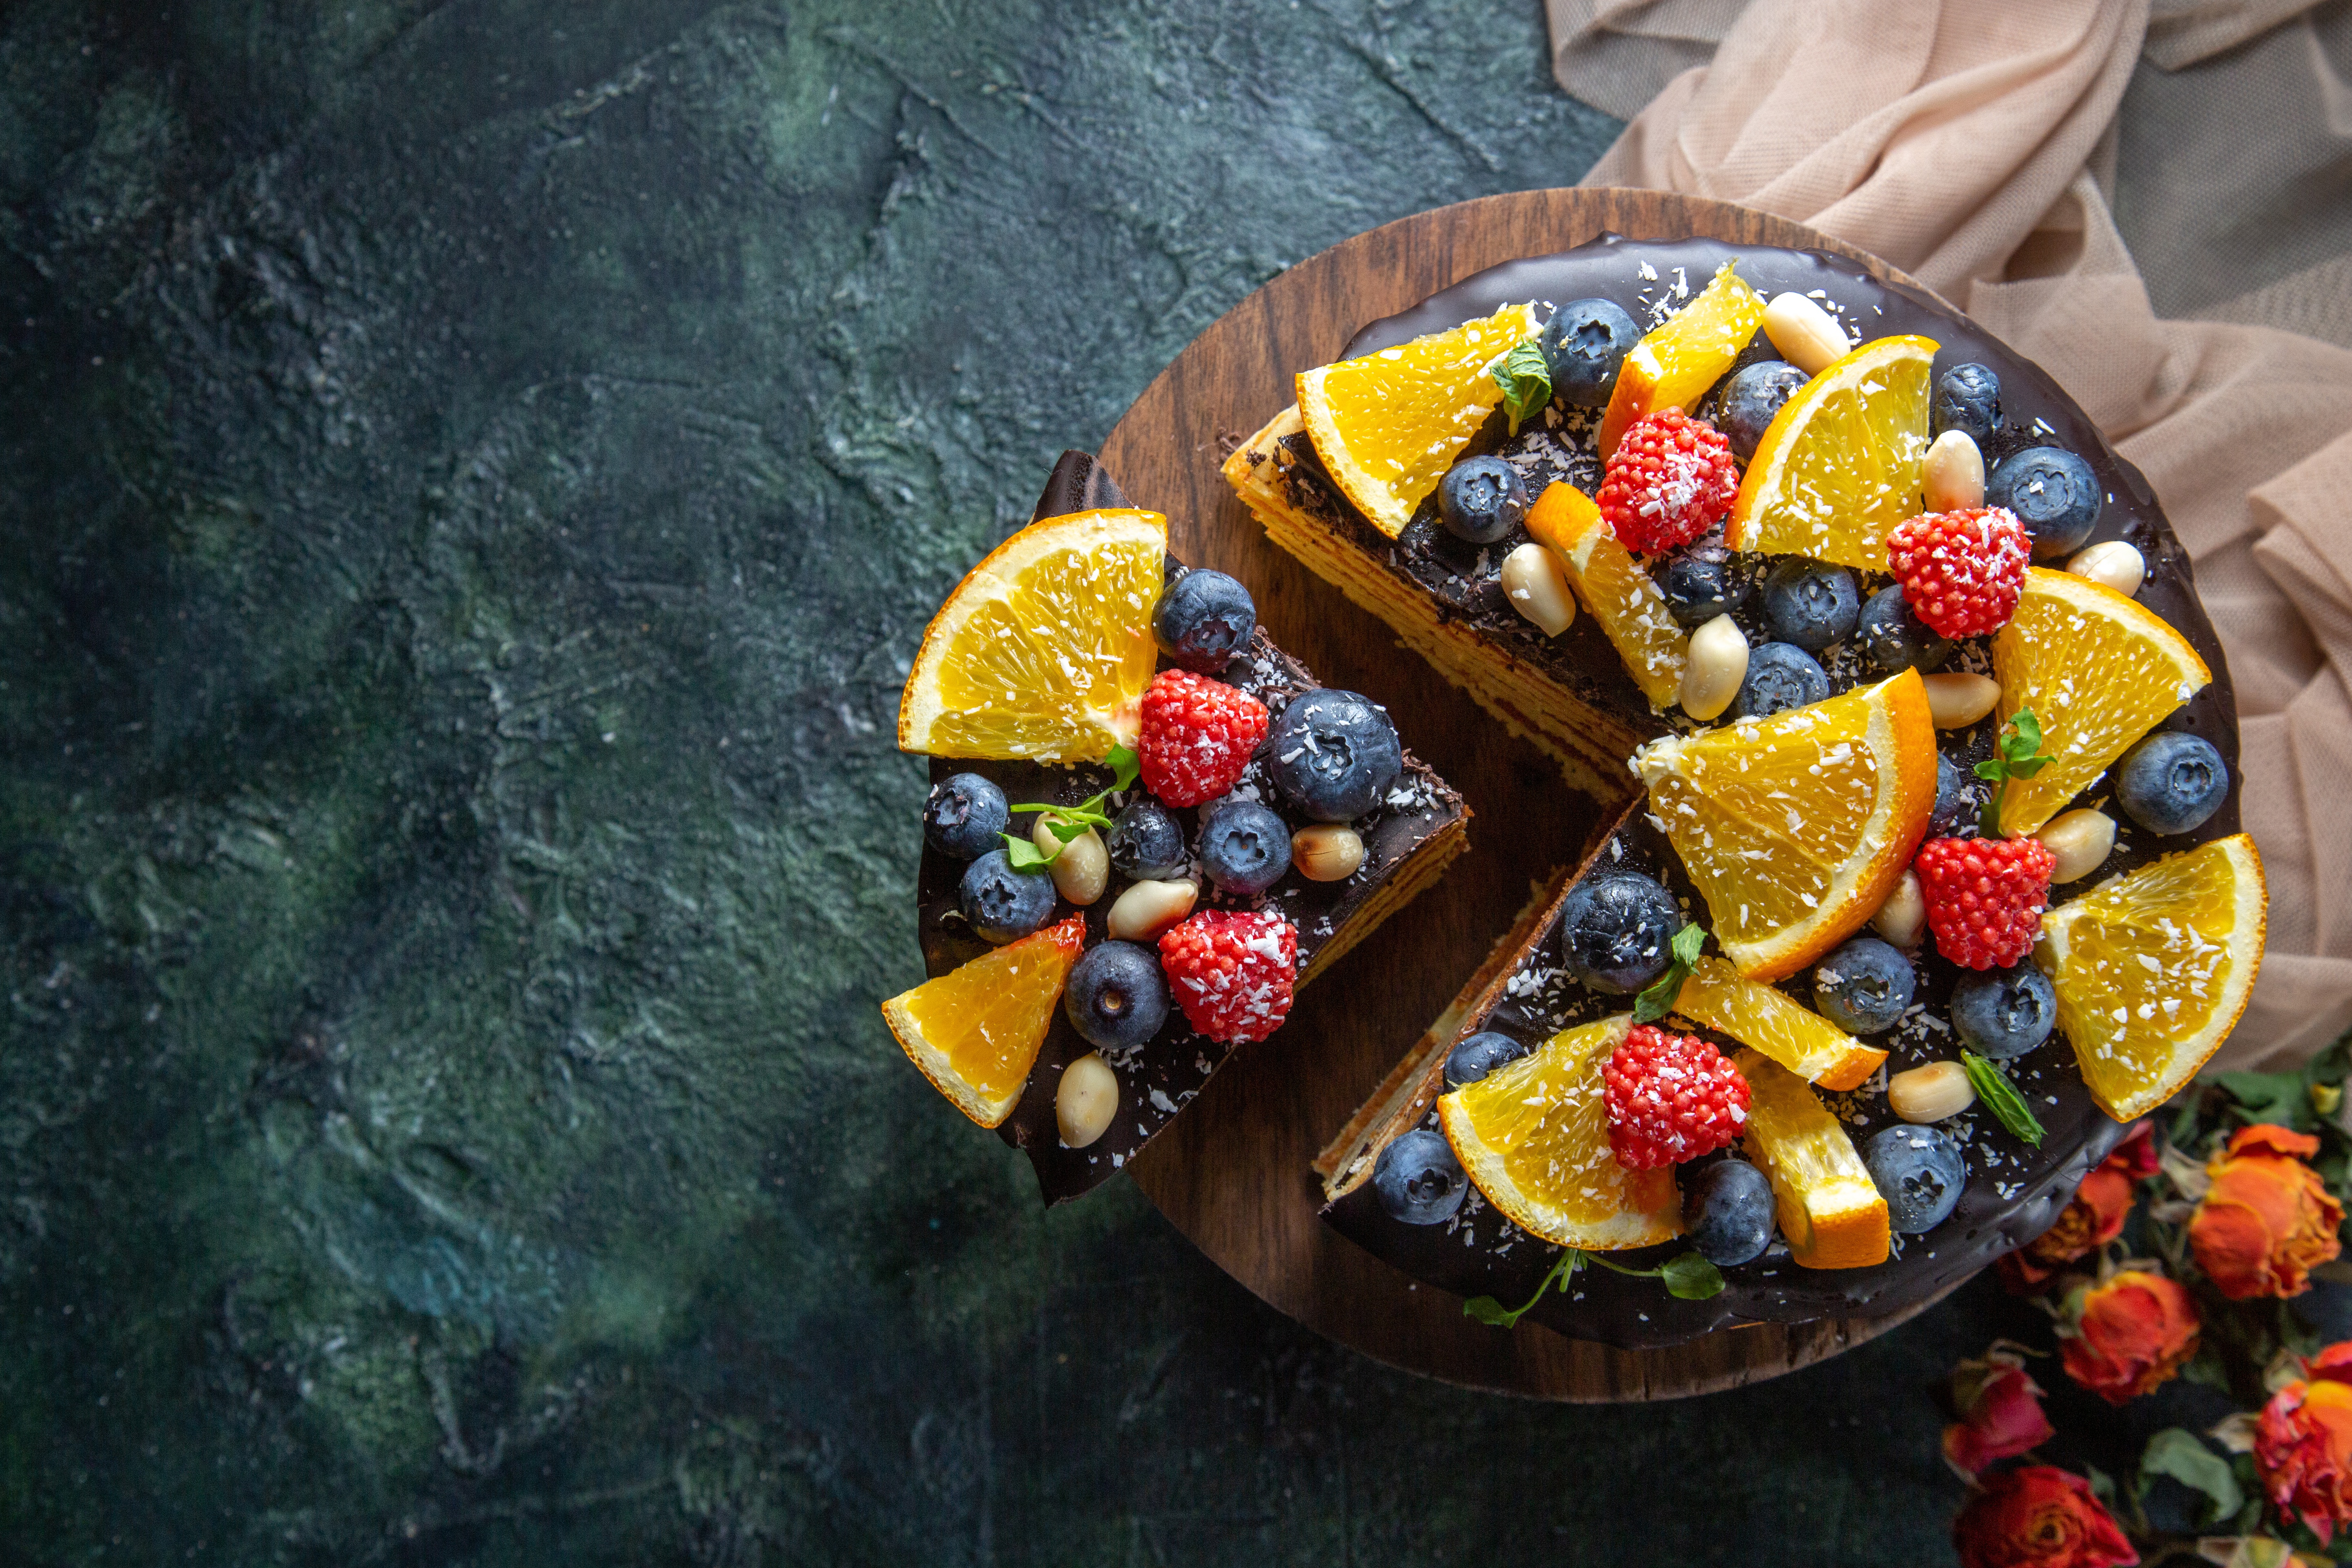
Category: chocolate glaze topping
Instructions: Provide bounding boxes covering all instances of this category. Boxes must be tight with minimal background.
[915,453,1468,1205]
[1307,236,2239,1349]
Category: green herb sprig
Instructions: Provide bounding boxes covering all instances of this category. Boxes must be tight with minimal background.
[1974,707,2055,837]
[1490,339,1552,437]
[1961,1049,2047,1147]
[1463,1244,1725,1329]
[1631,922,1708,1025]
[1000,744,1140,872]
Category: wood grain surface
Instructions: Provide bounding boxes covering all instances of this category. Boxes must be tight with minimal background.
[1100,188,1953,1403]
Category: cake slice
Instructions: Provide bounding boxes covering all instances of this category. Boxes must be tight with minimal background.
[895,452,1470,1204]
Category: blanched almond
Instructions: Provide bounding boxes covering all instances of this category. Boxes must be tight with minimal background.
[1056,1054,1119,1147]
[1922,672,2001,729]
[1500,541,1577,637]
[2036,808,2117,884]
[2067,539,2145,598]
[1922,429,1985,512]
[1871,868,1926,948]
[1679,614,1748,722]
[1889,1062,1976,1124]
[1034,821,1109,906]
[1105,878,1197,942]
[1762,292,1853,375]
[1292,824,1365,882]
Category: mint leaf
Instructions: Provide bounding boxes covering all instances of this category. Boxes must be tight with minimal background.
[1105,743,1140,795]
[1977,707,2055,836]
[1047,816,1091,845]
[1463,1248,1581,1329]
[1490,339,1552,437]
[1632,922,1707,1025]
[1660,1252,1726,1300]
[1963,1050,2047,1147]
[1000,833,1054,873]
[2137,1428,2243,1525]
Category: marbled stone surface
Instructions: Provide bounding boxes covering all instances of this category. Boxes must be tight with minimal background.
[0,2,2232,1562]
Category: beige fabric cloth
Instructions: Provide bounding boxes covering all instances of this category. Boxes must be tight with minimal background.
[1549,0,2352,1070]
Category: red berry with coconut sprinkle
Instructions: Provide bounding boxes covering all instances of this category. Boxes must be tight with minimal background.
[1602,1025,1751,1170]
[1136,668,1269,808]
[1158,909,1296,1044]
[1886,506,2032,639]
[1913,835,2056,970]
[1596,408,1741,553]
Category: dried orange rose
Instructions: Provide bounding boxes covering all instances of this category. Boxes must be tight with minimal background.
[2000,1123,2155,1292]
[2257,1344,2352,1544]
[2189,1124,2343,1300]
[1953,1464,2138,1568]
[2056,1269,2199,1404]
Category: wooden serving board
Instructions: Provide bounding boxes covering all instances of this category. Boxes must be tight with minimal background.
[1100,188,1951,1402]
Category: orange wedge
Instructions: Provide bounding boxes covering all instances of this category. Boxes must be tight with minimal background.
[881,915,1087,1127]
[1735,1049,1891,1270]
[2037,834,2266,1122]
[1725,336,1938,570]
[1671,956,1887,1092]
[1296,303,1540,538]
[1436,1015,1683,1251]
[1597,261,1768,458]
[1989,567,2212,837]
[898,509,1165,761]
[1630,671,1937,982]
[1526,481,1688,709]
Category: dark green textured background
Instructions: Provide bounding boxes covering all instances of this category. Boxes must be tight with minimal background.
[0,3,2290,1562]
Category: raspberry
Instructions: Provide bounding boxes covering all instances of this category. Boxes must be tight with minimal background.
[1601,1025,1751,1170]
[1886,507,2031,638]
[1596,408,1741,553]
[1158,909,1296,1044]
[1137,669,1269,808]
[1913,835,2056,970]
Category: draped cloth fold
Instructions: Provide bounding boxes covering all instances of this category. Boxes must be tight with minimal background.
[1548,0,2352,1069]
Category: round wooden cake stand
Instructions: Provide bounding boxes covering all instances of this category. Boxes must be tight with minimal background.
[1102,188,1956,1402]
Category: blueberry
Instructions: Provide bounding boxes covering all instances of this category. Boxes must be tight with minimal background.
[1153,569,1256,673]
[1559,871,1682,995]
[1812,937,1915,1035]
[923,772,1009,860]
[1929,753,1975,838]
[1684,1159,1775,1266]
[1373,1127,1469,1225]
[1438,455,1528,545]
[1107,799,1189,882]
[1856,584,1952,674]
[1198,799,1292,895]
[1931,363,2002,445]
[1734,642,1830,720]
[2114,731,2229,835]
[1760,559,1859,651]
[959,849,1056,944]
[1540,297,1642,409]
[1712,361,1808,462]
[1656,539,1753,629]
[1444,1030,1532,1089]
[1064,940,1170,1052]
[1951,963,2057,1060]
[1265,689,1403,822]
[1864,1125,1967,1234]
[1988,446,2102,559]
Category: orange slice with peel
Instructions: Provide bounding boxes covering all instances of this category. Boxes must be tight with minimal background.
[2036,833,2265,1122]
[881,915,1087,1127]
[1296,303,1540,538]
[1435,1015,1683,1251]
[1526,481,1688,710]
[898,509,1165,761]
[1735,1049,1890,1270]
[1989,567,2212,837]
[1671,956,1887,1093]
[1725,336,1938,570]
[1631,671,1938,982]
[1597,261,1767,458]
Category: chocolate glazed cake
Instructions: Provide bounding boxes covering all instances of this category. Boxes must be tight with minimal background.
[1239,236,2242,1350]
[913,454,1468,1205]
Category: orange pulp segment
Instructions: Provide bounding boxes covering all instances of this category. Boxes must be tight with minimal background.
[1672,956,1887,1093]
[1630,670,1937,982]
[1526,480,1688,710]
[1435,1015,1683,1251]
[881,915,1087,1127]
[1735,1049,1891,1270]
[1725,335,1938,570]
[1597,261,1768,458]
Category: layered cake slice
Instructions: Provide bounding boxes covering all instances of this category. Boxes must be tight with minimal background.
[1270,236,2266,1346]
[887,452,1469,1204]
